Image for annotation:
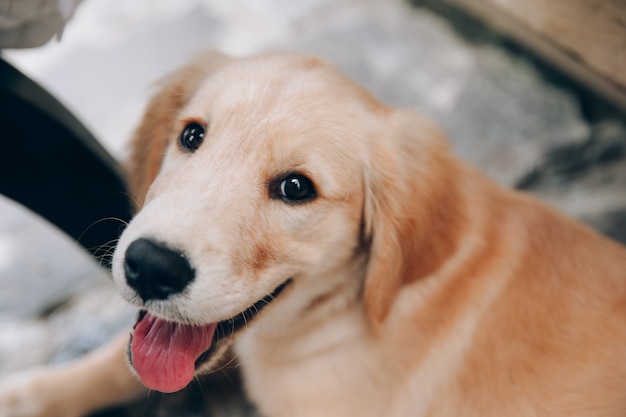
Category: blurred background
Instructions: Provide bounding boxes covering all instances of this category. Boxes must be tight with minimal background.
[0,0,624,415]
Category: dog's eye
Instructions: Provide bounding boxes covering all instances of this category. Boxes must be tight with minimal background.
[278,174,316,202]
[179,122,205,152]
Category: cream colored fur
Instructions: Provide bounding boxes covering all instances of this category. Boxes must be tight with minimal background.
[2,51,626,417]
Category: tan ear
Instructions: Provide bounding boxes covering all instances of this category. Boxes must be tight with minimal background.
[126,51,232,210]
[362,109,462,327]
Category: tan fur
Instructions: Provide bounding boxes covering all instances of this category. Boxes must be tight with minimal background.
[127,51,232,208]
[2,51,626,417]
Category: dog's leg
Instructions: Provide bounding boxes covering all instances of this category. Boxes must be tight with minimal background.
[0,333,145,417]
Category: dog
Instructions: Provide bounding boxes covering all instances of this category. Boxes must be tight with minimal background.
[2,51,626,417]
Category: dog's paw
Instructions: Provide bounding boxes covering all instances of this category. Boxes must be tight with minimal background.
[0,368,79,417]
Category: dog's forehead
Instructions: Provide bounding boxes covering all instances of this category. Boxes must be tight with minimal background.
[188,55,381,129]
[180,57,380,170]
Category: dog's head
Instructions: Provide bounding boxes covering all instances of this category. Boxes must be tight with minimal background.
[111,52,458,393]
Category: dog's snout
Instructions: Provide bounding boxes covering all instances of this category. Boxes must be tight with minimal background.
[124,238,195,302]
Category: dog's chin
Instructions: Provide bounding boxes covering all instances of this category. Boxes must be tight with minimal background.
[127,279,292,393]
[194,277,293,370]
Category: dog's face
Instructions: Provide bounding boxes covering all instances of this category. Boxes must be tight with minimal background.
[111,52,453,394]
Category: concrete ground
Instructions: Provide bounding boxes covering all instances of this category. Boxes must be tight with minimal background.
[0,0,624,416]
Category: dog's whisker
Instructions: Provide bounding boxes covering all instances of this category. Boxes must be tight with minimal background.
[94,239,120,255]
[76,217,128,261]
[91,239,121,269]
[119,191,141,211]
[212,346,243,376]
[193,373,212,401]
[79,216,129,240]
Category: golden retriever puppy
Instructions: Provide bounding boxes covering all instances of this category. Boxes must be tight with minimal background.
[2,51,626,417]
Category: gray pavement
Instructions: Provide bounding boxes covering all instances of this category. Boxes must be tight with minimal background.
[0,0,624,415]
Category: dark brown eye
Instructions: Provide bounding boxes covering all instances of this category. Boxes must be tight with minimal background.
[179,122,205,152]
[278,174,316,202]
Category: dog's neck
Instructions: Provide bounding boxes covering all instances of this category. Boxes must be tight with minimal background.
[233,253,394,416]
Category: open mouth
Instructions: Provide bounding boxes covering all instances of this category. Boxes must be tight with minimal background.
[128,279,292,393]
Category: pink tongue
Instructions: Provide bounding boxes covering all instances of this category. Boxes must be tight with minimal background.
[131,313,216,393]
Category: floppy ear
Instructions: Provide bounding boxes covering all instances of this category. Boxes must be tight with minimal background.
[126,51,232,209]
[362,109,462,327]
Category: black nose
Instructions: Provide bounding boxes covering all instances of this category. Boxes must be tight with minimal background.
[124,238,195,302]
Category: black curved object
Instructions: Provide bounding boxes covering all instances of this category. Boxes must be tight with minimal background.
[0,58,133,267]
